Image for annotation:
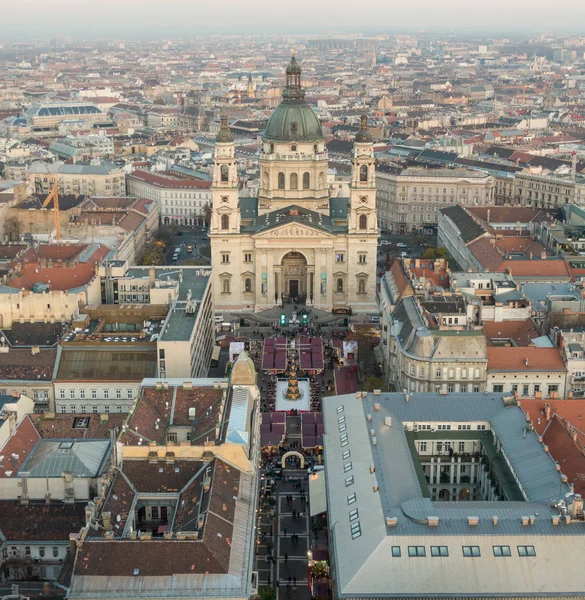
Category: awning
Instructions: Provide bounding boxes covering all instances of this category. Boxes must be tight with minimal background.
[309,471,327,516]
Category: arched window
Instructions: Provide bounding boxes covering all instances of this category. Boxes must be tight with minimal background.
[290,173,298,190]
[269,142,274,153]
[359,214,367,230]
[337,278,344,293]
[303,172,310,190]
[221,214,229,230]
[278,172,285,189]
[291,144,297,152]
[360,164,368,182]
[244,278,252,293]
[220,165,229,182]
[222,279,230,294]
[314,144,318,153]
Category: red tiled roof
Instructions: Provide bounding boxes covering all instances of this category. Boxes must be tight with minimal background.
[30,413,125,439]
[483,318,540,347]
[467,238,504,271]
[0,501,86,541]
[487,347,566,372]
[502,259,570,279]
[0,415,40,477]
[128,170,211,189]
[467,206,551,224]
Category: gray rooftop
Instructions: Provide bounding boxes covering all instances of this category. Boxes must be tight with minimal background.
[322,391,581,598]
[20,439,111,478]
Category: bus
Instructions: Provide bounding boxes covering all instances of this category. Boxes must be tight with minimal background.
[210,345,221,368]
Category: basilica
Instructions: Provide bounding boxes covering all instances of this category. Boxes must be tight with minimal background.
[209,54,378,313]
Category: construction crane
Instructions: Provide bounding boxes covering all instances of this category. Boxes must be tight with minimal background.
[41,176,61,242]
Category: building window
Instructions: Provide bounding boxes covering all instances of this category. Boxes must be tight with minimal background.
[93,406,98,413]
[359,164,368,182]
[350,521,361,539]
[431,546,449,557]
[244,253,252,263]
[80,390,86,399]
[391,546,401,557]
[342,450,351,459]
[278,172,285,189]
[60,390,65,399]
[345,475,354,487]
[358,279,366,294]
[220,165,229,182]
[359,214,367,230]
[336,253,344,263]
[462,546,480,557]
[548,384,559,395]
[221,214,229,230]
[349,508,359,521]
[104,390,109,399]
[39,547,45,558]
[91,390,97,399]
[523,384,529,395]
[151,506,159,520]
[419,441,427,452]
[358,253,367,264]
[303,172,310,189]
[104,406,110,414]
[222,279,231,294]
[492,384,504,393]
[167,432,178,443]
[69,390,75,399]
[290,173,298,190]
[408,546,426,557]
[347,493,356,505]
[344,462,353,473]
[127,390,133,399]
[221,253,230,263]
[53,547,59,558]
[245,278,252,293]
[337,278,344,293]
[493,546,511,557]
[448,384,454,393]
[436,368,441,378]
[116,390,121,399]
[81,406,86,413]
[517,546,536,557]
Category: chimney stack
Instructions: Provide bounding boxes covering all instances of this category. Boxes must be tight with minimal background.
[545,403,551,420]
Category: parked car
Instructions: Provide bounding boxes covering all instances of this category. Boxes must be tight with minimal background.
[396,242,407,248]
[307,465,325,475]
[380,240,391,246]
[370,316,381,323]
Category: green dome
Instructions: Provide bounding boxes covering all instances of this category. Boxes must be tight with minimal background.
[262,53,324,143]
[263,101,324,142]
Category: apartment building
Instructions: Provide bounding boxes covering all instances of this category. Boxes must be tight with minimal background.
[384,295,488,393]
[26,161,125,197]
[127,170,212,226]
[376,166,495,233]
[514,172,585,208]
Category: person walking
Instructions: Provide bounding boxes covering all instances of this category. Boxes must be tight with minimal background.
[284,554,288,563]
[283,527,287,537]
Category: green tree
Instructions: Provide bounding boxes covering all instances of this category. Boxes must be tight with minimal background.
[258,587,276,600]
[363,375,386,392]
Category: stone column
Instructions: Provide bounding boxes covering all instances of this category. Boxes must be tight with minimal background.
[450,457,455,484]
[456,457,462,484]
[267,251,275,306]
[325,248,333,310]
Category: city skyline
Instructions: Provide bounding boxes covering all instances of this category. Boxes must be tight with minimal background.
[3,0,585,38]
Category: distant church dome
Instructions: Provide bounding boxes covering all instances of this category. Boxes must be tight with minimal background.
[262,54,324,143]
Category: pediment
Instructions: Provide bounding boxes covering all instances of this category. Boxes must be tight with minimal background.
[253,223,333,239]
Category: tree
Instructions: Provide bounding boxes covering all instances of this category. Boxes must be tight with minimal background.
[258,587,276,600]
[423,247,448,260]
[203,203,212,226]
[363,375,386,392]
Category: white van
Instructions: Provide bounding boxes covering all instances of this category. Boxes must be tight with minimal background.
[214,315,224,324]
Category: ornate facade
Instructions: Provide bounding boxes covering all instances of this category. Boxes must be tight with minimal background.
[209,54,378,313]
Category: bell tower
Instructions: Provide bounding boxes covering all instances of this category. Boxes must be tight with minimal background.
[210,112,240,235]
[349,109,377,235]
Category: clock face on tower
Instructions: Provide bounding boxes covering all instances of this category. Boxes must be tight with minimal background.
[220,195,229,204]
[359,195,368,204]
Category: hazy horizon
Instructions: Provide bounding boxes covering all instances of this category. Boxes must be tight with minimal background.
[2,0,585,39]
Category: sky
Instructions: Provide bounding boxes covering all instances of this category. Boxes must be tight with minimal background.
[2,0,585,38]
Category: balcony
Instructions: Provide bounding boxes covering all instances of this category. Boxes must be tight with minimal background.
[260,152,329,162]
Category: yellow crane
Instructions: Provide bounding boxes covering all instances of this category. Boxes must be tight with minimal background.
[41,176,61,242]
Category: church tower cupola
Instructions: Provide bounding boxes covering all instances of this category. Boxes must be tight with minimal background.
[216,111,233,144]
[283,52,305,102]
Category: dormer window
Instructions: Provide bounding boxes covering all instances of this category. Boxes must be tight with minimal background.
[291,144,297,152]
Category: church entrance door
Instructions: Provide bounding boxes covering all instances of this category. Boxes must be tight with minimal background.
[281,251,308,304]
[289,280,299,298]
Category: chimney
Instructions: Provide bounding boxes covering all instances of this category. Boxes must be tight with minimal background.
[149,267,156,283]
[486,208,491,222]
[572,428,578,443]
[545,403,551,420]
[541,251,546,260]
[11,585,19,597]
[102,511,112,531]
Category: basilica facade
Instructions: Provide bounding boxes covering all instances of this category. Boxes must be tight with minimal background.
[209,54,378,314]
